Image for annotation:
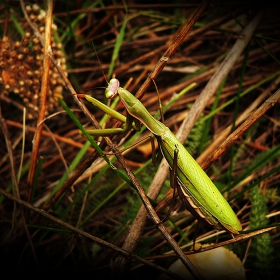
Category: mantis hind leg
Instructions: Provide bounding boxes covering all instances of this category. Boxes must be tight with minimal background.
[149,135,163,166]
[156,145,180,222]
[170,144,179,189]
[171,145,200,248]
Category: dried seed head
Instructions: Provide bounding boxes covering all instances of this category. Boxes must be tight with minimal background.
[9,78,16,86]
[14,41,21,48]
[10,51,17,58]
[33,45,42,52]
[52,24,57,31]
[33,79,40,85]
[29,14,36,21]
[32,37,40,44]
[51,72,58,79]
[50,78,58,85]
[3,42,10,51]
[22,47,29,54]
[22,38,29,45]
[19,87,26,93]
[26,56,34,63]
[39,9,46,17]
[26,79,33,86]
[32,4,40,11]
[1,3,67,119]
[25,32,31,39]
[37,14,44,21]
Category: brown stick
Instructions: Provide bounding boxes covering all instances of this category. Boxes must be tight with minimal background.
[24,0,54,205]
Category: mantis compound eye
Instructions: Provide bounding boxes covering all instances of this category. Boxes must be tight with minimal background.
[105,78,120,99]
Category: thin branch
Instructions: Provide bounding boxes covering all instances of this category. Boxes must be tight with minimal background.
[202,87,280,170]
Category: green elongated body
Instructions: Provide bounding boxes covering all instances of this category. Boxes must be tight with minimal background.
[112,81,242,234]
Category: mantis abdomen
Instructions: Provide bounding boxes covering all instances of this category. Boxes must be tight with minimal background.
[159,129,242,234]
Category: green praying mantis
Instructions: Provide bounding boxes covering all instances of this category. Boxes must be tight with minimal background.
[78,77,242,234]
